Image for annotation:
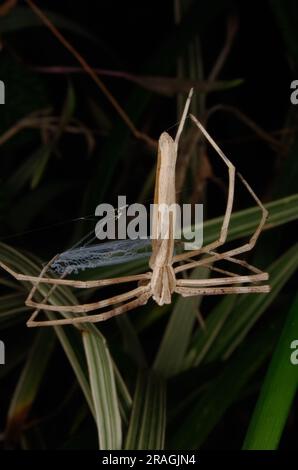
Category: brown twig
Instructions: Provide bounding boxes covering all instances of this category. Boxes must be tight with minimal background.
[0,0,17,17]
[0,110,96,153]
[26,0,157,150]
[207,104,284,153]
[208,15,239,82]
[0,108,51,145]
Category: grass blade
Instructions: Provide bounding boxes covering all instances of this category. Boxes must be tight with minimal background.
[185,295,237,368]
[116,315,147,368]
[189,194,298,246]
[5,328,56,441]
[153,267,208,378]
[49,321,95,416]
[205,243,298,362]
[243,293,298,450]
[31,82,75,189]
[170,314,283,449]
[82,330,122,450]
[125,371,166,450]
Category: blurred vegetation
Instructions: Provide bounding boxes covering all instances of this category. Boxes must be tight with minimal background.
[0,0,297,450]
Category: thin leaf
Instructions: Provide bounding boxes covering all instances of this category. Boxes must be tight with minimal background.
[82,330,122,450]
[243,293,298,450]
[116,315,147,368]
[36,66,243,96]
[6,148,46,194]
[31,82,75,189]
[124,75,243,96]
[185,295,237,368]
[205,243,298,361]
[188,193,298,246]
[5,328,56,441]
[112,363,132,427]
[170,313,283,449]
[154,267,208,378]
[125,371,166,450]
[30,144,53,189]
[49,320,95,417]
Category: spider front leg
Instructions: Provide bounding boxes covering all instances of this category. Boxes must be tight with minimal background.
[173,115,268,275]
[173,114,236,266]
[0,251,152,326]
[0,258,151,289]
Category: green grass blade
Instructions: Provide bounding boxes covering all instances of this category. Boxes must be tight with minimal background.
[49,321,95,417]
[30,144,53,190]
[185,295,237,368]
[112,363,133,427]
[49,318,132,426]
[243,293,298,450]
[205,243,298,362]
[125,371,166,450]
[189,194,298,246]
[82,330,122,450]
[153,267,208,378]
[5,329,56,441]
[170,314,283,449]
[0,292,30,328]
[116,315,147,368]
[31,82,75,189]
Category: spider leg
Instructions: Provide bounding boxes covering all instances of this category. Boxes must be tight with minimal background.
[26,283,151,314]
[176,272,268,288]
[173,114,236,264]
[173,115,268,266]
[24,254,152,316]
[0,259,151,288]
[175,251,266,275]
[174,249,268,276]
[174,169,268,276]
[176,285,270,297]
[27,288,152,327]
[174,230,268,275]
[174,88,193,145]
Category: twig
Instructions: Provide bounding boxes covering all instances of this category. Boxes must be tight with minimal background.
[0,110,96,153]
[0,0,17,17]
[207,104,283,153]
[208,15,239,82]
[26,0,157,150]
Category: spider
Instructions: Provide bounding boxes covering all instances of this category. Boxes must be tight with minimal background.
[0,89,270,327]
